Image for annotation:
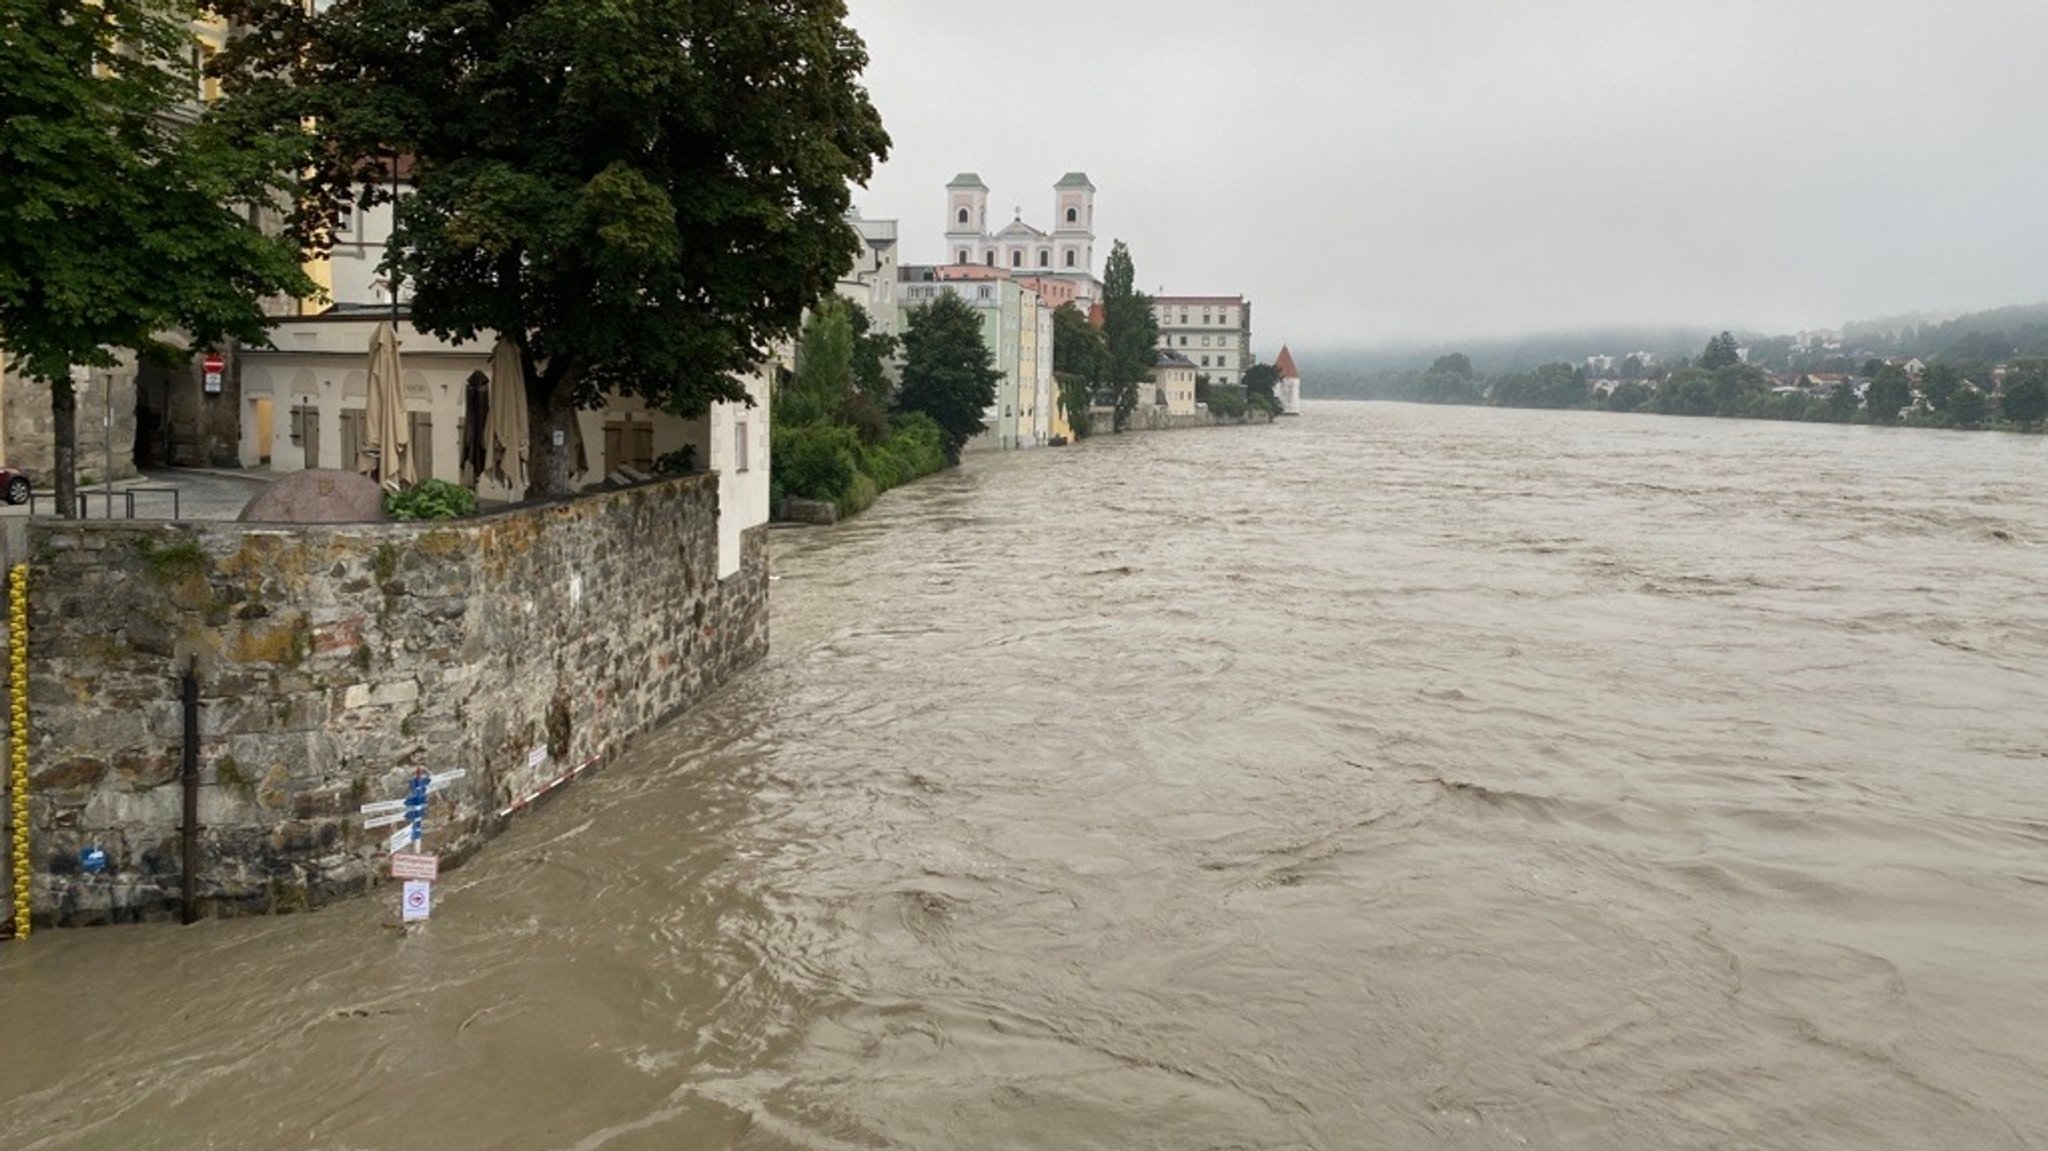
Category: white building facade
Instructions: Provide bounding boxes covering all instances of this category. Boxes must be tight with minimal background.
[944,172,1103,310]
[836,208,900,335]
[1154,295,1253,388]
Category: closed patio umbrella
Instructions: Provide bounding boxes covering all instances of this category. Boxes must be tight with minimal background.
[360,320,415,488]
[486,336,529,490]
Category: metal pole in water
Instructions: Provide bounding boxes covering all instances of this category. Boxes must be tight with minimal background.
[180,662,200,925]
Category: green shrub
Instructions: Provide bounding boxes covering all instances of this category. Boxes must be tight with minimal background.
[838,472,878,518]
[772,423,861,503]
[653,444,697,474]
[885,413,948,476]
[385,478,477,521]
[1206,389,1247,418]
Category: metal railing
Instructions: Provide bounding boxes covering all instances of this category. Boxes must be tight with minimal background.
[26,487,182,520]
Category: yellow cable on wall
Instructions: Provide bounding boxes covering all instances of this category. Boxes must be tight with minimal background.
[10,563,27,939]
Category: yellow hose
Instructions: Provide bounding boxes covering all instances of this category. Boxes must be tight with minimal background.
[10,563,27,938]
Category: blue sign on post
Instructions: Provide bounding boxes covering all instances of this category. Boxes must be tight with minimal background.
[404,771,429,847]
[80,847,107,874]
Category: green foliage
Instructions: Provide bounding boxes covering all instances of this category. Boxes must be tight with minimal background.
[1606,381,1652,412]
[1,0,315,518]
[880,412,948,477]
[2000,369,2048,428]
[896,292,999,462]
[1099,242,1159,431]
[1051,303,1103,439]
[1242,361,1281,402]
[1429,353,1475,378]
[772,423,860,504]
[134,536,210,584]
[1205,387,1248,418]
[1490,362,1589,410]
[652,445,697,474]
[1865,366,1913,424]
[847,300,899,403]
[1698,331,1742,370]
[384,479,477,521]
[788,298,855,426]
[212,0,890,493]
[769,411,943,519]
[1918,361,1962,414]
[1950,386,1990,428]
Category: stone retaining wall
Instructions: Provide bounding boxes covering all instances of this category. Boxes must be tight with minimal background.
[1088,406,1274,436]
[17,475,767,926]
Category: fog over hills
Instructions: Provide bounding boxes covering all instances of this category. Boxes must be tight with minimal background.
[1301,301,2048,394]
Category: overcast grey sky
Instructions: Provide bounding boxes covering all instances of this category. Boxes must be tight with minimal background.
[841,0,2048,352]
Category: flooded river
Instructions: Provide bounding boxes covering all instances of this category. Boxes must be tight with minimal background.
[2,402,2045,1149]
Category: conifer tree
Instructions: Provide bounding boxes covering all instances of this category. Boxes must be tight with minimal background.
[1098,242,1159,431]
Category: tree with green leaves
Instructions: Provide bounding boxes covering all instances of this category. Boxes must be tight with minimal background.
[1,0,313,517]
[785,299,855,427]
[1949,385,1989,428]
[1051,302,1102,440]
[1865,365,1913,424]
[1428,352,1474,379]
[1999,368,2048,428]
[847,301,898,404]
[1827,379,1861,421]
[1917,361,1962,415]
[896,293,998,464]
[1241,361,1281,415]
[1698,331,1742,371]
[1098,242,1158,431]
[213,0,889,494]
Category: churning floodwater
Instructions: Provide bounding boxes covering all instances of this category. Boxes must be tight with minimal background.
[2,401,2046,1150]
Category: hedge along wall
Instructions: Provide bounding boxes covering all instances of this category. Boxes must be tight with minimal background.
[21,474,768,926]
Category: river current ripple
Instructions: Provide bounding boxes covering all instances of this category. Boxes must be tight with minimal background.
[2,402,2045,1150]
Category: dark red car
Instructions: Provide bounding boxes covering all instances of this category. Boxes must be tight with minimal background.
[0,467,31,505]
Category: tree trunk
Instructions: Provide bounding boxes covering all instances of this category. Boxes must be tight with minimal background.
[525,370,582,499]
[52,374,78,520]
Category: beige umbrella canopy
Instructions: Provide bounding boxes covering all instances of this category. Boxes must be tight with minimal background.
[486,336,529,490]
[360,320,416,489]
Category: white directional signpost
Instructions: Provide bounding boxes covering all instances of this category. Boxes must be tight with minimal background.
[360,767,466,926]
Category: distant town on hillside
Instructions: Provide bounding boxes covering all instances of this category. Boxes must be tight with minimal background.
[1305,301,2048,396]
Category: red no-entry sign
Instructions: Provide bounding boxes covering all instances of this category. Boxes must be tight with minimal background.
[202,352,225,394]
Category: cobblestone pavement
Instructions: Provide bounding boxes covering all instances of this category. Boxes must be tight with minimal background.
[3,468,273,522]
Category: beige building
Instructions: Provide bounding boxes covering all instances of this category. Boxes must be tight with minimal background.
[1153,349,1198,416]
[1154,295,1253,387]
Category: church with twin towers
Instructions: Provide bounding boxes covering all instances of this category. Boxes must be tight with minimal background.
[944,171,1103,307]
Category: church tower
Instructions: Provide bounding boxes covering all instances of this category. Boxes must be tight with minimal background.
[945,173,990,265]
[1051,172,1094,274]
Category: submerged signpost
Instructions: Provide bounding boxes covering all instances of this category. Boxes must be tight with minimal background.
[359,767,466,925]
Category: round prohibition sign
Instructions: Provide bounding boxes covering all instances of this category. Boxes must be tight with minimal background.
[405,887,429,911]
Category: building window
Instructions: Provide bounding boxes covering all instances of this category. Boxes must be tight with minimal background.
[735,421,749,473]
[978,285,992,300]
[984,252,995,266]
[1065,207,1078,223]
[957,207,969,224]
[1201,335,1211,347]
[1011,250,1022,267]
[1178,336,1188,346]
[333,204,353,239]
[1200,355,1210,366]
[956,249,967,264]
[1039,250,1050,267]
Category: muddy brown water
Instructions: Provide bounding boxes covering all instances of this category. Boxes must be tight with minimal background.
[2,402,2045,1150]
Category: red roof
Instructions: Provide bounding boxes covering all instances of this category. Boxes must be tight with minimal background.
[1274,345,1300,379]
